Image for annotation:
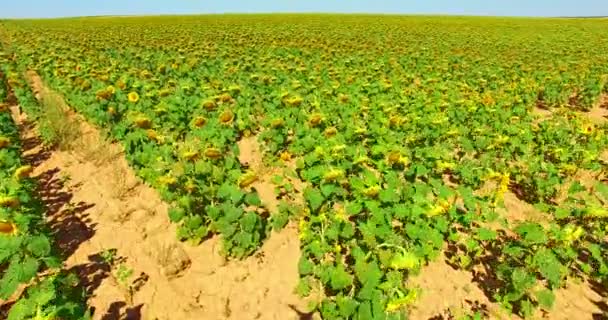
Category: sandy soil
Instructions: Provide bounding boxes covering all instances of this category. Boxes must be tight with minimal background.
[409,251,606,319]
[410,163,607,319]
[13,72,608,320]
[13,73,308,320]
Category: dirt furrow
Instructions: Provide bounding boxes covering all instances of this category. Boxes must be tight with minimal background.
[10,74,307,320]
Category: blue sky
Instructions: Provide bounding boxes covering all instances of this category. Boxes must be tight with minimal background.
[2,0,608,19]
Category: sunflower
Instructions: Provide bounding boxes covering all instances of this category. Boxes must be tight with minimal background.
[80,80,92,91]
[128,92,140,103]
[134,117,152,129]
[386,151,409,166]
[158,88,172,97]
[116,79,127,90]
[324,127,337,138]
[0,136,10,149]
[191,116,207,128]
[338,93,349,103]
[270,118,284,128]
[157,174,177,186]
[284,95,303,107]
[0,196,20,208]
[14,165,33,180]
[219,110,235,125]
[580,123,595,135]
[239,171,258,188]
[219,93,232,103]
[204,147,222,159]
[309,113,323,127]
[202,100,217,110]
[0,221,18,236]
[181,151,199,161]
[323,169,344,182]
[279,151,292,161]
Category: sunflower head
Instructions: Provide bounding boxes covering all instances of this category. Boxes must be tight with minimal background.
[219,110,235,125]
[80,80,92,91]
[284,95,303,107]
[581,123,595,135]
[0,136,10,149]
[324,127,337,138]
[0,196,20,208]
[181,150,199,161]
[239,171,258,188]
[157,174,177,186]
[202,100,217,110]
[363,185,381,198]
[0,221,18,236]
[107,105,117,116]
[338,93,349,103]
[219,93,232,103]
[386,151,409,166]
[192,116,207,128]
[309,113,323,127]
[134,117,152,129]
[116,79,127,90]
[270,118,284,128]
[128,92,140,103]
[204,147,223,159]
[159,88,172,97]
[14,165,33,180]
[279,151,292,161]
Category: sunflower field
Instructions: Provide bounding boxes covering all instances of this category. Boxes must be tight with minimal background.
[1,15,608,319]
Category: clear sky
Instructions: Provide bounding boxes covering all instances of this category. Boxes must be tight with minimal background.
[2,0,608,19]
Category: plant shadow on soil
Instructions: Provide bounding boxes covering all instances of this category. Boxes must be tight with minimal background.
[99,302,143,320]
[18,120,143,319]
[442,226,608,320]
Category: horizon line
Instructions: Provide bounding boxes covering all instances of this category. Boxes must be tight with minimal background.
[2,12,608,20]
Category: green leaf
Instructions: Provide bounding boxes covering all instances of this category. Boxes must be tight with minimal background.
[0,256,40,299]
[298,257,314,276]
[533,249,563,288]
[244,193,262,207]
[321,184,338,197]
[379,189,400,203]
[240,212,259,233]
[535,288,555,309]
[329,264,353,291]
[510,268,536,297]
[514,222,547,245]
[218,183,245,204]
[476,227,497,241]
[0,236,23,263]
[389,251,420,270]
[304,188,324,212]
[567,181,585,195]
[26,235,51,258]
[168,207,185,223]
[336,295,358,318]
[345,202,363,216]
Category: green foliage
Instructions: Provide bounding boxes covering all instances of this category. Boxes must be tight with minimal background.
[2,15,608,319]
[0,64,89,320]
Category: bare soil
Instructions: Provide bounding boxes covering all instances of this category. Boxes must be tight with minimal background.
[410,253,607,319]
[410,168,607,319]
[13,72,608,320]
[14,73,308,320]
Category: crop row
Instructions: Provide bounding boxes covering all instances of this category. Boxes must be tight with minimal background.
[0,68,89,320]
[1,16,607,318]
